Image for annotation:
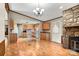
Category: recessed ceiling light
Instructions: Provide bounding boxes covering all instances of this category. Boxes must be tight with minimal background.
[59,6,63,9]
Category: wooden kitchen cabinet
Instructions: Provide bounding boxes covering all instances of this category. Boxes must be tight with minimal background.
[23,24,34,30]
[40,32,50,40]
[8,19,14,29]
[42,22,50,30]
[27,24,34,29]
[40,32,46,40]
[0,40,5,56]
[10,33,17,43]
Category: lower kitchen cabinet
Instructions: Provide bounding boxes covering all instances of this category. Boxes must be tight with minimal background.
[10,33,17,43]
[40,32,50,40]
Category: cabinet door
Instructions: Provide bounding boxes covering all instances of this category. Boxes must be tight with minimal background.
[40,32,50,40]
[40,32,46,40]
[0,40,5,56]
[42,22,50,30]
[8,20,14,29]
[10,33,17,43]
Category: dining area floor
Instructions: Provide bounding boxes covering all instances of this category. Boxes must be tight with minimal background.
[4,38,79,56]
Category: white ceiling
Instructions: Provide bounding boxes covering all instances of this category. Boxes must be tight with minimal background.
[9,3,78,21]
[9,11,41,24]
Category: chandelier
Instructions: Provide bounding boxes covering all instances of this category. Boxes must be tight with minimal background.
[33,8,44,16]
[33,0,45,16]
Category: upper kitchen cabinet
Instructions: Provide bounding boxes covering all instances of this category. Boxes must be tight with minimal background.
[23,24,34,30]
[42,22,50,30]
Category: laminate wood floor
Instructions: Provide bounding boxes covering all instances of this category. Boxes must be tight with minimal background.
[5,38,79,56]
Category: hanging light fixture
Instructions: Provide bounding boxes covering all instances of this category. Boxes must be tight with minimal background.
[33,0,45,16]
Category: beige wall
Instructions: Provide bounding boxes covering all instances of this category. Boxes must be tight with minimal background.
[0,3,7,41]
[50,17,63,43]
